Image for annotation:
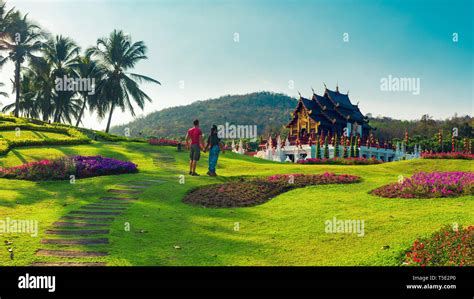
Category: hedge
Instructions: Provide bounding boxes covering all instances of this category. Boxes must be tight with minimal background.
[0,121,91,156]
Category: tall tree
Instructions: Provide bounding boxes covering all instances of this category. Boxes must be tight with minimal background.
[0,7,43,117]
[1,71,39,118]
[71,55,104,127]
[43,35,81,123]
[87,30,160,133]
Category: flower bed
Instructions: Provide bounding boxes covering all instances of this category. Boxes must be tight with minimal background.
[0,155,137,180]
[421,152,474,160]
[297,157,382,165]
[183,173,361,208]
[371,172,474,198]
[148,138,181,146]
[403,225,473,266]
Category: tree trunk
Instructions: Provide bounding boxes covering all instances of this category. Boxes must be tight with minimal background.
[75,97,87,127]
[14,61,21,117]
[105,103,115,133]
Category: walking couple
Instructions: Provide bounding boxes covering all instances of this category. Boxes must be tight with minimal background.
[185,119,225,176]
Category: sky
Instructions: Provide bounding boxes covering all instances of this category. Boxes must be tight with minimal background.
[0,0,472,130]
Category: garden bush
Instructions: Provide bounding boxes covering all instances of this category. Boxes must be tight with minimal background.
[297,157,382,165]
[183,173,361,208]
[0,155,138,180]
[371,172,474,198]
[403,225,473,266]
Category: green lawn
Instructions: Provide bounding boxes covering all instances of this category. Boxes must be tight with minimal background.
[0,141,472,266]
[0,130,71,141]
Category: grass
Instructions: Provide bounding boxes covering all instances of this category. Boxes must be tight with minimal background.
[0,130,71,141]
[0,141,472,266]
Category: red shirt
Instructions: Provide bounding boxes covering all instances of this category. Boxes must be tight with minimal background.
[187,127,202,145]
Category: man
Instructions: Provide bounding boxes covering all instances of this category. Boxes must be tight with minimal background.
[185,119,203,176]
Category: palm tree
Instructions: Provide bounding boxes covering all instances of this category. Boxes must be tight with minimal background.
[43,35,81,123]
[87,30,160,133]
[26,56,54,121]
[0,82,8,107]
[71,55,104,127]
[1,71,39,118]
[0,8,43,117]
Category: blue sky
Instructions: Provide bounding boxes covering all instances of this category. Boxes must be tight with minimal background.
[1,0,472,129]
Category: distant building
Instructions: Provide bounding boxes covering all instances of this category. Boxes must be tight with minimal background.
[286,85,373,144]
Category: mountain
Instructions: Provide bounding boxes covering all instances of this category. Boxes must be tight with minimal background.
[110,92,297,139]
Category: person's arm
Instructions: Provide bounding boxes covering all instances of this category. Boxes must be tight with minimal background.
[219,139,225,153]
[185,132,190,149]
[204,136,210,152]
[199,132,204,149]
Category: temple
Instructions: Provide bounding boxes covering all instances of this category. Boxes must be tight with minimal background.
[286,85,372,145]
[250,85,422,163]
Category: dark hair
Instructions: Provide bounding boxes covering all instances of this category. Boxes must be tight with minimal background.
[193,119,199,126]
[211,125,218,135]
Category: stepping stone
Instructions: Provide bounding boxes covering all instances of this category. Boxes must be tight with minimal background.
[31,262,106,266]
[41,238,109,245]
[61,216,115,221]
[69,211,122,216]
[46,229,109,235]
[108,189,142,194]
[100,197,138,201]
[35,249,108,257]
[53,221,110,227]
[141,179,166,183]
[115,184,148,189]
[80,206,127,211]
[128,181,155,186]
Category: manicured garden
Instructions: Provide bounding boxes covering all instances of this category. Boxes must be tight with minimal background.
[184,173,360,208]
[0,139,472,266]
[0,156,138,180]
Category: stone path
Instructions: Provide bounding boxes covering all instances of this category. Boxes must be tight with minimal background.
[32,177,166,266]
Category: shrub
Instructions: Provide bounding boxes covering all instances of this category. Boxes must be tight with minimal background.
[0,122,90,155]
[297,157,382,165]
[421,152,474,160]
[403,225,473,266]
[149,138,181,146]
[371,172,474,198]
[183,173,361,208]
[0,155,137,181]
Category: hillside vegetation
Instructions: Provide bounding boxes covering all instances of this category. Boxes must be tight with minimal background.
[110,92,297,139]
[110,92,473,143]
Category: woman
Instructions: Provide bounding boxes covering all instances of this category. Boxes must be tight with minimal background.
[203,125,225,176]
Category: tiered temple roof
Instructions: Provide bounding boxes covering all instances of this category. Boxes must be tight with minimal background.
[287,85,373,136]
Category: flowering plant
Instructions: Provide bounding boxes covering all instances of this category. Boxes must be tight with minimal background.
[148,138,181,146]
[404,225,473,266]
[297,157,382,165]
[371,172,474,198]
[421,152,473,160]
[0,155,137,181]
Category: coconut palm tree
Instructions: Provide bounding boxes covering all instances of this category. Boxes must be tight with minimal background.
[71,55,104,127]
[26,56,54,121]
[42,35,81,123]
[0,8,43,117]
[0,82,8,108]
[1,71,39,118]
[87,30,160,133]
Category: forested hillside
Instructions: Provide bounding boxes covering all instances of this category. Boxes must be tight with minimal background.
[111,92,473,142]
[110,92,297,139]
